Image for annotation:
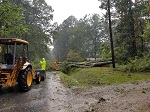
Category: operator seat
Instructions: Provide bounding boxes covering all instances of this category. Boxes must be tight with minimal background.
[4,53,13,64]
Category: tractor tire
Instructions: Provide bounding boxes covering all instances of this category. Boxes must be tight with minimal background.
[41,74,46,81]
[18,67,33,92]
[35,73,41,84]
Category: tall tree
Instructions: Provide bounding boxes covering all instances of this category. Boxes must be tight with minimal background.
[9,0,54,60]
[69,16,91,59]
[53,14,109,61]
[143,0,150,53]
[53,16,78,61]
[115,0,137,62]
[89,14,103,60]
[99,0,142,63]
[0,1,28,37]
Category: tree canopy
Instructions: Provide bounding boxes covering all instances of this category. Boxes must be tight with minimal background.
[0,0,54,61]
[0,0,149,66]
[0,1,28,37]
[53,0,150,64]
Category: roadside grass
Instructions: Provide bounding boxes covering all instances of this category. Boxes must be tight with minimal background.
[59,67,150,87]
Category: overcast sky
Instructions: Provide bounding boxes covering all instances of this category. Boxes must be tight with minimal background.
[45,0,101,24]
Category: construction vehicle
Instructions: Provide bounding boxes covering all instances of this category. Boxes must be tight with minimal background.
[0,38,45,91]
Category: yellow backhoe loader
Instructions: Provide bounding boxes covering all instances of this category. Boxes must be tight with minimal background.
[0,38,45,92]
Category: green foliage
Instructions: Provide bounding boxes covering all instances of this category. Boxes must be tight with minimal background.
[59,62,72,74]
[60,72,79,87]
[143,21,150,43]
[60,67,150,87]
[115,46,129,64]
[19,0,53,60]
[68,19,91,59]
[67,50,84,62]
[117,54,150,72]
[54,14,108,61]
[45,60,54,71]
[0,0,54,62]
[53,16,78,61]
[114,0,137,60]
[54,0,149,64]
[30,57,39,68]
[101,42,111,60]
[99,0,149,63]
[0,1,28,37]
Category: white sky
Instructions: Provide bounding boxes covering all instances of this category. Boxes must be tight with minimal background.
[45,0,101,24]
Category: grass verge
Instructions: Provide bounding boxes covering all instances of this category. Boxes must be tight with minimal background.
[59,67,150,87]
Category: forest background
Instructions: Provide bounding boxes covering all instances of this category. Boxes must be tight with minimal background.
[0,0,150,72]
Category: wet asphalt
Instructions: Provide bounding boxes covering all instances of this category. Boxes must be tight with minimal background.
[0,72,70,112]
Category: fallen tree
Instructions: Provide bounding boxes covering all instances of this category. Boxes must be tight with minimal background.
[91,61,112,67]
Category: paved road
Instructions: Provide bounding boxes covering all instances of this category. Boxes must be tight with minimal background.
[0,72,71,112]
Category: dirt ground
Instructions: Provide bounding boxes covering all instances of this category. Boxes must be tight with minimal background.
[69,82,150,112]
[0,72,150,112]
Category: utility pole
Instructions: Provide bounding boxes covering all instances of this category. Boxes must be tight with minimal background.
[108,0,115,68]
[134,0,138,48]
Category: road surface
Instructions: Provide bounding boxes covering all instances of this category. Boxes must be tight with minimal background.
[0,72,150,112]
[0,72,95,112]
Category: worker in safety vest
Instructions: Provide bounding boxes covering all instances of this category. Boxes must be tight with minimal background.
[53,61,57,68]
[40,58,46,70]
[53,61,57,75]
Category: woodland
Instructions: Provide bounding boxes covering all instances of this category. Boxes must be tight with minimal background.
[0,0,150,71]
